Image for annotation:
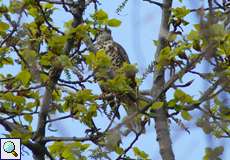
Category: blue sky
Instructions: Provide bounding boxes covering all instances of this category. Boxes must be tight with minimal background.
[0,0,230,159]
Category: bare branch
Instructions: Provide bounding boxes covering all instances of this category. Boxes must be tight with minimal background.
[57,83,79,91]
[143,0,163,8]
[190,6,223,12]
[38,0,74,5]
[46,114,72,123]
[43,136,94,142]
[0,84,44,93]
[115,129,144,160]
[35,0,65,35]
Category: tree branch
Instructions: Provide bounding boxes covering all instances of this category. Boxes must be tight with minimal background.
[32,1,87,159]
[143,0,163,8]
[0,117,54,160]
[35,0,65,35]
[38,0,74,5]
[115,128,144,160]
[43,136,94,142]
[150,0,174,159]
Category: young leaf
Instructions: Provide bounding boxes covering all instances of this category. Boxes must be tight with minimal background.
[94,9,108,21]
[151,101,164,110]
[16,70,31,85]
[172,6,190,18]
[2,92,25,105]
[181,111,192,121]
[108,18,122,27]
[0,21,9,31]
[203,146,224,160]
[24,114,33,123]
[133,147,149,159]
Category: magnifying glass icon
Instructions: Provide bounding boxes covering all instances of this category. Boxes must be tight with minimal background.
[3,141,18,157]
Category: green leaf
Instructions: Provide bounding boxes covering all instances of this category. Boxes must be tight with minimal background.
[157,46,172,70]
[94,9,108,21]
[24,114,33,123]
[0,21,9,31]
[117,63,138,75]
[196,118,213,134]
[9,130,32,141]
[75,89,96,104]
[2,92,25,105]
[151,101,164,110]
[108,18,121,27]
[105,75,131,93]
[69,24,90,38]
[40,73,49,83]
[115,146,124,154]
[167,99,177,108]
[133,147,149,159]
[28,7,38,17]
[84,50,111,70]
[42,3,54,9]
[16,70,31,85]
[203,146,224,160]
[181,111,192,121]
[49,142,64,154]
[172,6,190,18]
[209,24,225,40]
[79,143,90,151]
[62,149,76,160]
[174,89,185,99]
[48,35,67,54]
[56,55,72,68]
[0,56,14,67]
[40,52,54,66]
[174,89,197,104]
[153,40,160,46]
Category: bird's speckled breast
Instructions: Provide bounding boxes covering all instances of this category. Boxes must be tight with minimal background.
[95,40,129,69]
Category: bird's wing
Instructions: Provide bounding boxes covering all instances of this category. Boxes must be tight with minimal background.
[112,41,130,64]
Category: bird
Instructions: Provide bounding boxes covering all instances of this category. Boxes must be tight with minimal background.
[94,27,143,133]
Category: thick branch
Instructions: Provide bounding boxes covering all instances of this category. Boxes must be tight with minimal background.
[0,117,54,160]
[32,0,87,159]
[151,0,174,160]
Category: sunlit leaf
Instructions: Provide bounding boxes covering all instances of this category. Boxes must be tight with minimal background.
[16,70,31,85]
[151,101,164,110]
[133,147,149,159]
[24,114,33,123]
[108,18,121,27]
[181,111,192,121]
[94,9,108,21]
[0,21,9,31]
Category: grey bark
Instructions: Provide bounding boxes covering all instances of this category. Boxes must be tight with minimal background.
[32,1,86,159]
[151,0,175,160]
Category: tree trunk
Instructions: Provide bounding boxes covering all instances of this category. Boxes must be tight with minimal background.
[151,0,175,160]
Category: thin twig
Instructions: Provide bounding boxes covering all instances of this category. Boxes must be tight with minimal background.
[43,136,94,142]
[36,0,65,35]
[57,83,78,91]
[46,114,72,123]
[38,0,74,6]
[115,129,144,160]
[190,6,222,12]
[0,85,44,93]
[143,0,163,8]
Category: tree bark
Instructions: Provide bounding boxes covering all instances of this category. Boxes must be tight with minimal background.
[32,1,86,159]
[151,0,175,160]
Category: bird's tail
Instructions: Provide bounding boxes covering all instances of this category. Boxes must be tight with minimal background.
[122,93,145,134]
[107,96,120,119]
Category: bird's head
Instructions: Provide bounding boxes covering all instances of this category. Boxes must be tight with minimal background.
[96,28,113,42]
